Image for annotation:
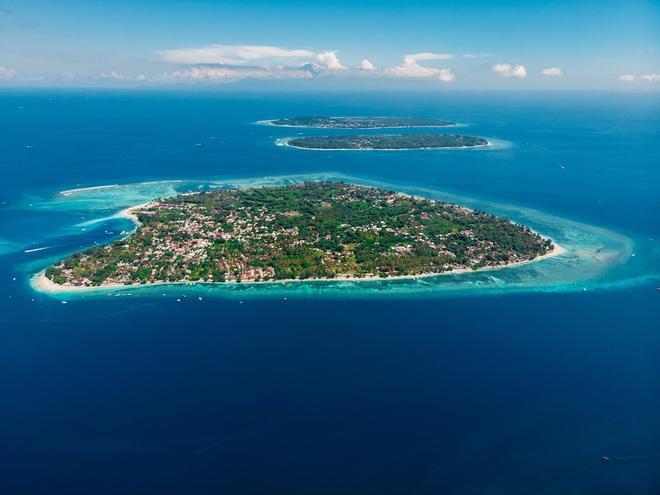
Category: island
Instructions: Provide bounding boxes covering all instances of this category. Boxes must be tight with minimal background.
[40,182,557,290]
[268,116,455,128]
[284,134,489,150]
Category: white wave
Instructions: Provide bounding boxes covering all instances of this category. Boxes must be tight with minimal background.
[60,184,120,196]
[24,246,51,253]
[140,180,183,185]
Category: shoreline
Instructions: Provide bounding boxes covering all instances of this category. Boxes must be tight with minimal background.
[257,119,457,130]
[277,138,493,151]
[115,201,156,226]
[32,243,566,295]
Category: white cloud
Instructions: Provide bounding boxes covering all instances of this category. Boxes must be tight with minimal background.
[155,45,496,84]
[617,74,660,82]
[462,53,495,59]
[96,71,144,82]
[158,44,315,65]
[404,52,456,63]
[157,44,346,78]
[0,66,16,80]
[155,44,348,81]
[435,68,456,82]
[403,52,494,62]
[106,71,127,81]
[492,64,509,77]
[492,63,527,78]
[314,51,345,70]
[511,65,528,78]
[385,56,455,82]
[540,67,565,77]
[158,65,313,83]
[360,59,376,70]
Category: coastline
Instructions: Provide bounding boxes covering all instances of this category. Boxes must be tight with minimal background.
[116,201,156,226]
[32,242,565,295]
[257,119,457,129]
[277,138,493,151]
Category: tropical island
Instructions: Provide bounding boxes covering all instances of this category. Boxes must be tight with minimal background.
[268,116,455,129]
[39,182,557,290]
[284,134,490,150]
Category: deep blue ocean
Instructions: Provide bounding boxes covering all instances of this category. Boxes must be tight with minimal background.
[1,90,658,494]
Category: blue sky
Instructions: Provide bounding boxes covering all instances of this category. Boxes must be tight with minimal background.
[0,0,658,88]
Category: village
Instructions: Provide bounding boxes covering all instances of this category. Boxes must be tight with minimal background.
[44,182,554,288]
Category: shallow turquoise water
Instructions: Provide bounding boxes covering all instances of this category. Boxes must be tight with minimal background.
[18,173,653,299]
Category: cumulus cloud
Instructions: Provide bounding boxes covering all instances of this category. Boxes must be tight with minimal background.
[158,44,315,65]
[157,44,348,80]
[314,51,345,70]
[360,59,376,70]
[640,74,660,82]
[540,67,565,77]
[0,66,16,80]
[492,63,527,78]
[155,44,494,84]
[154,44,350,82]
[618,74,635,82]
[511,65,527,78]
[385,55,455,82]
[433,68,456,82]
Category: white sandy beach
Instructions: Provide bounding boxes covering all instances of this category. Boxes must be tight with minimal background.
[32,242,566,295]
[115,201,156,225]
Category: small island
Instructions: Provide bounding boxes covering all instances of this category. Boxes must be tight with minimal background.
[284,134,489,150]
[40,182,557,290]
[268,116,455,129]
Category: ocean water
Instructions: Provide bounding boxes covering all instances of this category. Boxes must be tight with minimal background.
[0,90,658,494]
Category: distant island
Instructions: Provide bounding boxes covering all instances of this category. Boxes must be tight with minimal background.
[39,182,558,291]
[284,134,490,150]
[268,116,455,129]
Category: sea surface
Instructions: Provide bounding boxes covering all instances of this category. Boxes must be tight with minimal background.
[0,90,658,494]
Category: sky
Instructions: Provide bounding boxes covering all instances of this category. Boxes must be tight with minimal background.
[0,0,659,89]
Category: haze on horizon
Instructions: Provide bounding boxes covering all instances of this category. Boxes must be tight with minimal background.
[0,0,658,90]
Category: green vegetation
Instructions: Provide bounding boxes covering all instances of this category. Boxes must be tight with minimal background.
[270,116,455,128]
[45,182,553,287]
[286,134,489,150]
